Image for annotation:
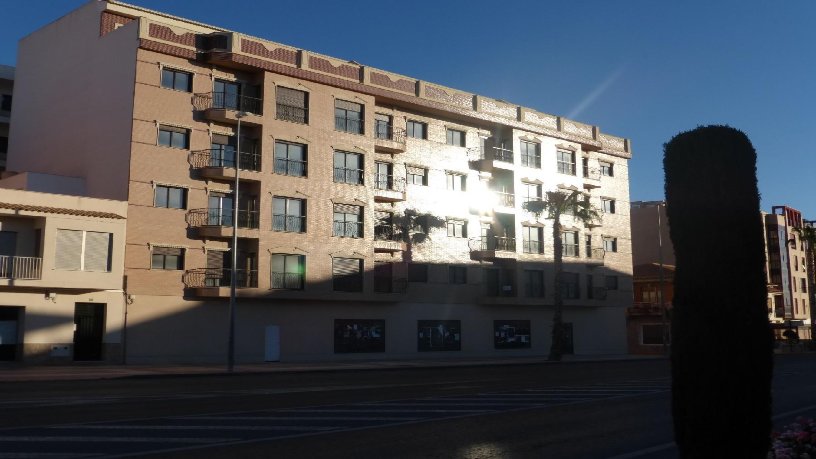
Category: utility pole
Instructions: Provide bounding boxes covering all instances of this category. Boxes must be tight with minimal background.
[227,111,246,373]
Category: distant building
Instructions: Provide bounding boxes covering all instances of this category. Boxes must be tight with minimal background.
[4,0,634,363]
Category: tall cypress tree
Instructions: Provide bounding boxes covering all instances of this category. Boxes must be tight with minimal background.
[664,126,773,458]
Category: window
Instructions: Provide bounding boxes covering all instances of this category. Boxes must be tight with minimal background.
[600,161,614,177]
[161,68,192,92]
[375,211,399,241]
[606,275,619,290]
[446,172,466,191]
[802,278,807,293]
[446,129,465,147]
[374,262,395,293]
[642,324,666,345]
[333,257,362,292]
[273,197,305,232]
[151,246,183,271]
[1,94,11,112]
[406,166,428,186]
[602,198,616,214]
[449,266,467,284]
[561,231,579,257]
[520,141,541,168]
[582,157,590,178]
[485,268,515,297]
[274,141,307,177]
[154,185,186,209]
[407,120,427,139]
[524,270,545,297]
[0,136,7,171]
[335,99,363,134]
[374,114,394,140]
[55,229,113,272]
[158,125,189,149]
[521,182,542,204]
[587,274,595,299]
[333,151,364,185]
[522,226,543,254]
[276,86,308,124]
[374,162,394,190]
[603,237,618,253]
[557,150,576,175]
[447,219,467,238]
[333,204,363,238]
[408,263,429,283]
[271,254,304,290]
[561,272,580,299]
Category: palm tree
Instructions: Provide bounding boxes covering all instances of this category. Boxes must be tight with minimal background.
[524,185,601,361]
[795,222,816,319]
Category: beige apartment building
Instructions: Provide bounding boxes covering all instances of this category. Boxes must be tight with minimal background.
[6,0,634,363]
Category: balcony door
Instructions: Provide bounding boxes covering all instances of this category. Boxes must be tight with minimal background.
[206,250,229,287]
[0,231,16,278]
[214,79,240,110]
[208,193,233,227]
[211,134,236,168]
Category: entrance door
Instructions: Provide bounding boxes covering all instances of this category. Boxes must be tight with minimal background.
[265,325,280,362]
[73,303,105,361]
[0,307,20,361]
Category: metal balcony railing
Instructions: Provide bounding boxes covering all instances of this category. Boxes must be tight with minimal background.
[558,161,577,176]
[583,166,601,181]
[272,214,305,232]
[274,158,307,177]
[373,174,406,192]
[494,191,515,207]
[333,221,363,238]
[336,116,363,134]
[469,236,516,252]
[0,256,43,280]
[187,208,260,229]
[190,149,261,172]
[276,103,308,124]
[492,147,514,163]
[586,247,606,260]
[522,240,544,254]
[562,243,580,257]
[183,268,258,288]
[374,122,407,144]
[374,225,403,242]
[521,154,541,168]
[271,272,304,290]
[334,167,364,185]
[210,91,263,115]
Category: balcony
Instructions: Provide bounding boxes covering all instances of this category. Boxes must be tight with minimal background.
[493,191,515,210]
[585,247,605,266]
[374,225,406,252]
[187,208,260,239]
[469,236,518,261]
[271,272,304,290]
[276,103,308,124]
[374,122,407,153]
[189,149,262,181]
[468,147,515,171]
[0,256,42,280]
[195,92,263,126]
[583,166,601,189]
[373,174,406,202]
[183,268,258,297]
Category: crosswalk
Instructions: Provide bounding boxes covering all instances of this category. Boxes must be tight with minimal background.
[0,379,669,458]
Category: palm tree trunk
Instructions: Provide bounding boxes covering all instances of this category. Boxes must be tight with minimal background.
[549,212,564,361]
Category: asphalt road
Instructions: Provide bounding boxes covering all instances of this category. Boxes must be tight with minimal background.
[1,355,815,458]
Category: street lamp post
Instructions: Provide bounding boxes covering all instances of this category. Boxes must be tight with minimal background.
[227,111,247,373]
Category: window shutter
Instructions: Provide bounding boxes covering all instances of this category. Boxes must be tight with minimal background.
[84,232,112,272]
[277,87,306,108]
[333,204,361,215]
[207,250,225,269]
[55,229,83,270]
[335,99,361,112]
[211,134,231,145]
[333,257,360,276]
[375,211,391,226]
[406,166,425,176]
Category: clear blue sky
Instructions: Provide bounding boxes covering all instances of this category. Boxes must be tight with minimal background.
[3,0,815,217]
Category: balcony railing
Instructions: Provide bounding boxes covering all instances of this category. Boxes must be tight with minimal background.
[272,214,306,232]
[521,154,541,168]
[558,161,577,176]
[333,221,363,238]
[522,240,544,254]
[494,191,515,207]
[0,256,43,280]
[183,268,258,288]
[583,166,601,181]
[190,149,261,172]
[375,122,407,144]
[271,272,304,290]
[334,167,364,185]
[563,243,580,257]
[276,103,308,124]
[373,174,406,192]
[211,91,263,115]
[586,247,605,260]
[336,116,363,134]
[492,147,514,163]
[274,158,307,177]
[374,225,403,242]
[470,236,516,252]
[187,208,260,229]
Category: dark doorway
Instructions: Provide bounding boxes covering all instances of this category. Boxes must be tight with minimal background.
[0,306,21,361]
[73,303,105,361]
[563,322,575,354]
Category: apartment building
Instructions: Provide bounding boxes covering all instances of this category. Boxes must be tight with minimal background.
[6,1,633,363]
[764,206,811,340]
[0,185,127,363]
[0,65,12,172]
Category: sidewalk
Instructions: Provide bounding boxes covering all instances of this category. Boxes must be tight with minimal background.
[0,354,662,383]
